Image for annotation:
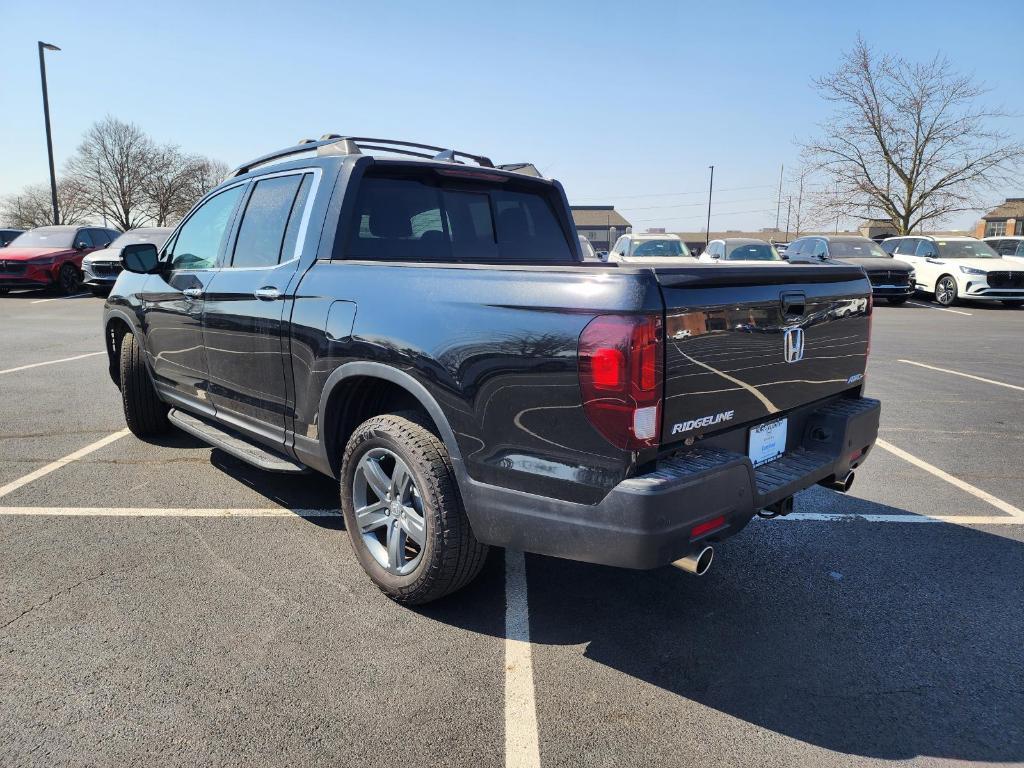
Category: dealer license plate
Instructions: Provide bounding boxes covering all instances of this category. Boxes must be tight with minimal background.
[748,418,788,467]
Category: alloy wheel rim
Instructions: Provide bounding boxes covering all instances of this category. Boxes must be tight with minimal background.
[61,265,78,293]
[937,278,954,305]
[352,447,426,576]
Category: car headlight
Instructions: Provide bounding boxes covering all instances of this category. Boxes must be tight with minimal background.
[26,255,57,265]
[81,256,93,267]
[908,270,916,282]
[959,266,985,275]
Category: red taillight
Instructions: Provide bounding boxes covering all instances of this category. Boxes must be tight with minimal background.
[578,314,663,450]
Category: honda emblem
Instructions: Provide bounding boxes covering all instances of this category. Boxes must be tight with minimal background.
[783,327,805,363]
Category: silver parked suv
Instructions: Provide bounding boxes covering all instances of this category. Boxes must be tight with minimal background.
[82,227,172,296]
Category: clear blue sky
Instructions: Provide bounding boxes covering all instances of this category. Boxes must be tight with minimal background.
[3,0,1021,231]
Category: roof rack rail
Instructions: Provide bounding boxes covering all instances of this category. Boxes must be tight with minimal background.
[230,135,495,177]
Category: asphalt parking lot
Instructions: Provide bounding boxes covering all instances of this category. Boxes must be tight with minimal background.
[1,291,1022,767]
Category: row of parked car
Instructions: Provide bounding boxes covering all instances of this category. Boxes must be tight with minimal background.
[0,225,171,296]
[582,231,1024,307]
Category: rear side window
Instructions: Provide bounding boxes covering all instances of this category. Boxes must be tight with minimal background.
[232,174,310,268]
[345,174,573,263]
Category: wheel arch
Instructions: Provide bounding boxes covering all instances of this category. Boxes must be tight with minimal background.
[104,310,142,387]
[317,362,464,479]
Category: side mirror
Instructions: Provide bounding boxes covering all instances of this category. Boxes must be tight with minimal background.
[121,243,161,274]
[74,241,88,251]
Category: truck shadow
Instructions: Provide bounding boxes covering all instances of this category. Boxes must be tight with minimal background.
[429,494,1024,763]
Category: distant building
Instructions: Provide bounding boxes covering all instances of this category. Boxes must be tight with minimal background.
[858,219,899,240]
[975,198,1024,238]
[570,206,631,251]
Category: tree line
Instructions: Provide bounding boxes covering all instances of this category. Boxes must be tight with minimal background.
[1,117,228,231]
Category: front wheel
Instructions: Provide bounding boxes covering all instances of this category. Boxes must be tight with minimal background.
[340,412,488,605]
[118,330,169,437]
[57,263,81,295]
[934,275,958,306]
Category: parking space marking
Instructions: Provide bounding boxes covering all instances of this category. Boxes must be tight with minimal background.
[29,293,92,304]
[0,351,105,376]
[504,549,541,768]
[877,438,1024,518]
[906,301,972,316]
[775,513,1024,525]
[0,429,130,499]
[898,359,1024,392]
[0,506,339,517]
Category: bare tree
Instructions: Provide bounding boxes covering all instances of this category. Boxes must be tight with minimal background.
[801,36,1022,234]
[65,116,157,231]
[144,145,198,226]
[1,178,92,228]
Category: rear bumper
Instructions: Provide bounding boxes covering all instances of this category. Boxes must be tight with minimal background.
[462,396,880,569]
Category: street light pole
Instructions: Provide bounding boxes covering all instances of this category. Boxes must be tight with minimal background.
[705,165,714,246]
[38,41,61,225]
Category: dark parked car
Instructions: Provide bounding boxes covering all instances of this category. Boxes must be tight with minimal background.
[82,227,173,296]
[787,235,915,304]
[699,238,782,263]
[0,229,25,247]
[0,225,119,294]
[104,135,880,604]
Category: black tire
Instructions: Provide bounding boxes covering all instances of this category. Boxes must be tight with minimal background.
[934,275,958,306]
[118,330,169,437]
[1001,300,1024,308]
[57,263,81,295]
[886,297,908,305]
[340,411,488,605]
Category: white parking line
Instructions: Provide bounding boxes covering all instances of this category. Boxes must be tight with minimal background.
[906,300,972,316]
[505,549,541,768]
[898,359,1024,392]
[0,351,105,376]
[877,438,1024,518]
[29,292,92,304]
[774,513,1024,525]
[0,430,130,499]
[0,506,339,517]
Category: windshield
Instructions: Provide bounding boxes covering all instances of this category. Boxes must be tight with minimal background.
[935,240,1000,259]
[8,228,75,249]
[111,230,171,249]
[725,243,780,261]
[629,239,685,257]
[828,239,889,258]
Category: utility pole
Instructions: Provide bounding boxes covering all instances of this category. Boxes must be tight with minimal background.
[705,165,714,246]
[795,175,804,238]
[785,196,792,241]
[775,163,784,231]
[37,41,61,225]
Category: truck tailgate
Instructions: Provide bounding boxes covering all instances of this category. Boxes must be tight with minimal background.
[654,264,871,448]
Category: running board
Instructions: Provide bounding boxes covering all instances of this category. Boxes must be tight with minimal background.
[168,408,308,473]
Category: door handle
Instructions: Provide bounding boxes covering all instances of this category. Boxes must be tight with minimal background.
[254,287,280,301]
[182,287,203,299]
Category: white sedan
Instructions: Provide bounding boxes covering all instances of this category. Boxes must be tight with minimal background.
[881,236,1024,307]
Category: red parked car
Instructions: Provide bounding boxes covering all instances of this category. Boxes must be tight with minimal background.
[0,225,120,295]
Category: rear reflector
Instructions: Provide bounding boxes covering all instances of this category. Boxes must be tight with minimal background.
[578,314,663,450]
[691,515,727,539]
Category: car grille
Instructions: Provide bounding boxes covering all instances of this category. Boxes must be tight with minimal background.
[0,260,27,275]
[986,271,1024,289]
[92,263,122,277]
[868,270,909,286]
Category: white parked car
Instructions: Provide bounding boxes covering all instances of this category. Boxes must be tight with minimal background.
[607,233,697,263]
[577,234,598,261]
[881,235,1024,307]
[983,235,1024,265]
[698,238,782,263]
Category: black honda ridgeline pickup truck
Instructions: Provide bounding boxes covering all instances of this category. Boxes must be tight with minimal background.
[104,136,880,604]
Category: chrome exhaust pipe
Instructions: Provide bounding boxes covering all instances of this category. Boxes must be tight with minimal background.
[673,545,714,576]
[821,471,855,493]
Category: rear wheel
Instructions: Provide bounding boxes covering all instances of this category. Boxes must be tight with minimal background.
[118,330,169,437]
[57,263,81,295]
[340,412,488,605]
[934,275,958,306]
